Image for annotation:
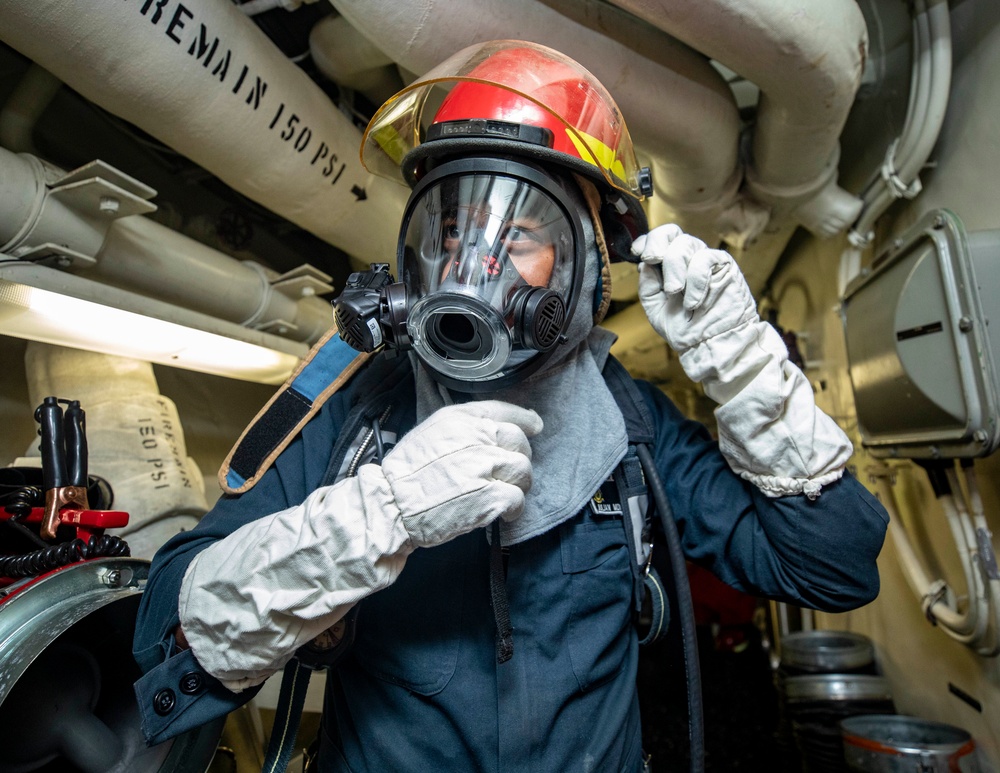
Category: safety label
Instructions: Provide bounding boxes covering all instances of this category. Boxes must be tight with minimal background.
[138,397,194,491]
[122,0,350,187]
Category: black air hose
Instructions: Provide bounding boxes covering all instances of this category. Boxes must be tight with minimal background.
[636,443,705,773]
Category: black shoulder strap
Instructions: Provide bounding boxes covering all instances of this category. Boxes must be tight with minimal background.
[219,330,370,494]
[602,354,664,629]
[601,354,655,446]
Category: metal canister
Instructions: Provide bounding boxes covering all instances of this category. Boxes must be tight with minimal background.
[841,715,981,773]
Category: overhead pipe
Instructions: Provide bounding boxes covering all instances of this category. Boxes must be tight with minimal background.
[0,63,62,155]
[851,0,952,246]
[95,217,335,343]
[0,146,334,343]
[890,0,952,190]
[0,0,408,269]
[324,0,748,244]
[607,0,868,239]
[308,15,406,110]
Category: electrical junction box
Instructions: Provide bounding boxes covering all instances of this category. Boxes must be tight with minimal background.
[841,209,1000,459]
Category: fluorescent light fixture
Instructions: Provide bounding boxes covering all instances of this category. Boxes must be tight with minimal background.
[1,265,309,385]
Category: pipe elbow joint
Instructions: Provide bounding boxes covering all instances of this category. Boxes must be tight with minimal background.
[744,146,861,238]
[794,180,864,239]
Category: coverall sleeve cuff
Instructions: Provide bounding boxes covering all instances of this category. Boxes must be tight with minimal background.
[133,646,256,746]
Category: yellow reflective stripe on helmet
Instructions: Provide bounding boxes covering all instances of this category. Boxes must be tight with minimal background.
[371,124,409,167]
[564,128,627,184]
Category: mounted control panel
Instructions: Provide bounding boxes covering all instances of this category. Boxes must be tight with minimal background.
[841,209,1000,459]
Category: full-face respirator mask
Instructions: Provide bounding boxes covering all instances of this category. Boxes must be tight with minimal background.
[334,157,586,392]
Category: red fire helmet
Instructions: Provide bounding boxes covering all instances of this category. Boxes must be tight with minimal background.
[360,40,652,208]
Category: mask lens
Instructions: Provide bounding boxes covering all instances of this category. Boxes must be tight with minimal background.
[399,168,579,387]
[404,173,575,305]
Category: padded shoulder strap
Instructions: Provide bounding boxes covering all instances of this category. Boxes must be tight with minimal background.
[220,348,653,496]
[219,329,370,494]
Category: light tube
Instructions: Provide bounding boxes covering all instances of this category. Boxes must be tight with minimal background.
[0,277,305,385]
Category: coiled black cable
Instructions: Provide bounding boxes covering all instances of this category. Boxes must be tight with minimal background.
[2,485,43,519]
[2,486,50,550]
[0,533,131,579]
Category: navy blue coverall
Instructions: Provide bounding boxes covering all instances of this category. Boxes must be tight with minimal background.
[133,354,888,771]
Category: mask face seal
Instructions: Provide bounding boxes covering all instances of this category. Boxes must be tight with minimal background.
[398,157,585,391]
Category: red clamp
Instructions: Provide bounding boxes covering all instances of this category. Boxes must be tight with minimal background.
[1,507,129,543]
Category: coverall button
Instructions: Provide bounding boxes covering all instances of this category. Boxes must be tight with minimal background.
[154,688,176,715]
[179,671,204,695]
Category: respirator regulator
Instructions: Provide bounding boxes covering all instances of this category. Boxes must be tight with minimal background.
[334,158,586,392]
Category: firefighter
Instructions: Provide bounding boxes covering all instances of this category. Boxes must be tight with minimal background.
[134,40,887,771]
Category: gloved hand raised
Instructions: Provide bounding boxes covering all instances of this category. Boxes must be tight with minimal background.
[634,223,757,352]
[631,223,852,499]
[370,400,542,547]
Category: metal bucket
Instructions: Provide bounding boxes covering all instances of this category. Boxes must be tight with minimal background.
[841,715,981,773]
[781,631,878,675]
[0,557,223,772]
[785,675,896,773]
[774,631,881,771]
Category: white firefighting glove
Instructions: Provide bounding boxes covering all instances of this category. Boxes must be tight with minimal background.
[178,401,540,691]
[634,224,852,499]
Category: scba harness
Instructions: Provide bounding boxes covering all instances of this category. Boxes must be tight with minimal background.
[219,332,669,772]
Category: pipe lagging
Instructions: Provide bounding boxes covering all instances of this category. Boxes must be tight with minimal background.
[0,0,407,268]
[608,0,867,216]
[0,146,334,344]
[0,63,63,155]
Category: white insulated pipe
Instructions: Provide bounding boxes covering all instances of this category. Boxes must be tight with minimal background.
[609,0,868,237]
[841,0,952,294]
[893,0,952,186]
[325,0,745,243]
[854,0,952,242]
[0,63,63,155]
[308,15,403,109]
[0,146,334,343]
[96,217,334,343]
[0,0,407,268]
[0,146,44,249]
